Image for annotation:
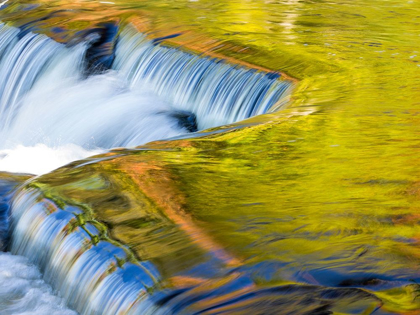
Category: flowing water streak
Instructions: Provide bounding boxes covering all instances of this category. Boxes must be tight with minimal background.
[0,0,8,8]
[0,25,64,131]
[9,188,165,315]
[114,27,293,130]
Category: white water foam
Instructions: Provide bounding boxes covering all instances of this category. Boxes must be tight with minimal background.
[0,144,102,175]
[0,23,190,174]
[0,252,77,315]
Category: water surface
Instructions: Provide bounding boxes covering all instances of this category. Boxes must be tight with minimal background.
[1,0,420,313]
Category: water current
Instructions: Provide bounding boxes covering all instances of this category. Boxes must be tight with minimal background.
[0,22,291,174]
[0,0,420,314]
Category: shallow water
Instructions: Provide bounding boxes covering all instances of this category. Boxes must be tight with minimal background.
[0,0,420,314]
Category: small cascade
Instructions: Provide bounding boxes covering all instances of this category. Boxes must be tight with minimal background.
[0,22,292,174]
[0,175,77,314]
[114,27,292,130]
[0,24,65,131]
[9,188,165,315]
[5,184,382,314]
[0,23,189,151]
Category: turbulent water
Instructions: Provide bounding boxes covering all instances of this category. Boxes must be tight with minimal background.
[0,22,291,174]
[0,252,77,315]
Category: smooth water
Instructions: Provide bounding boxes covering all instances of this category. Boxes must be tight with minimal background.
[1,0,420,314]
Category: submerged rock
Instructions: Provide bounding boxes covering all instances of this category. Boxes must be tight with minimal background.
[74,22,119,75]
[164,110,198,133]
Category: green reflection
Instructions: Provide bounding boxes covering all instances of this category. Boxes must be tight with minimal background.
[3,0,420,312]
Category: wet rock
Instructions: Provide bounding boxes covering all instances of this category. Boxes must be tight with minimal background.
[168,110,198,132]
[75,22,119,75]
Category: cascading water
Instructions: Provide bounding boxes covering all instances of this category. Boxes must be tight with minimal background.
[0,22,292,174]
[0,23,186,174]
[9,188,164,315]
[0,175,77,314]
[114,27,292,130]
[5,185,381,315]
[0,20,297,315]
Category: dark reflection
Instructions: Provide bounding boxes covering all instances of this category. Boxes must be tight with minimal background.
[77,22,119,75]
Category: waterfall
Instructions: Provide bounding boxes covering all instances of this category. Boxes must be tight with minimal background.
[114,27,292,130]
[9,187,164,315]
[0,22,292,174]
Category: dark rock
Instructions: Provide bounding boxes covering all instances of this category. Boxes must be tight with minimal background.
[168,110,198,133]
[74,22,119,75]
